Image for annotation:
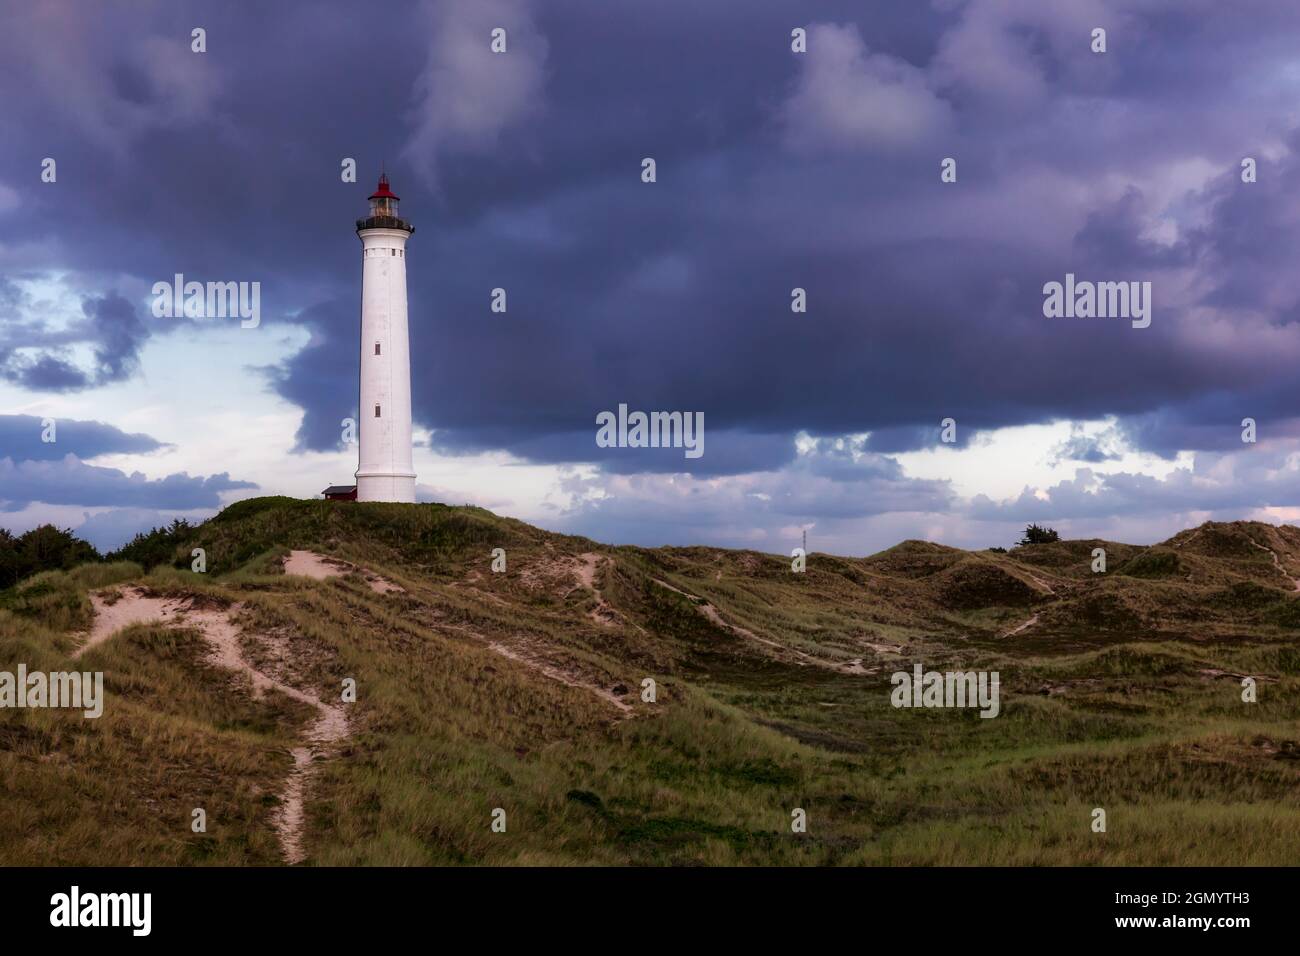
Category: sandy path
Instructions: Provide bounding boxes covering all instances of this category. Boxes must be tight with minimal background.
[487,641,633,714]
[1197,667,1277,683]
[700,603,865,674]
[864,640,904,655]
[574,553,611,625]
[283,550,403,594]
[572,552,636,628]
[1018,570,1057,596]
[572,553,600,590]
[652,578,862,674]
[698,602,782,649]
[518,550,641,631]
[651,577,694,599]
[1002,614,1039,638]
[1246,538,1300,592]
[431,616,632,715]
[179,601,348,864]
[81,586,348,864]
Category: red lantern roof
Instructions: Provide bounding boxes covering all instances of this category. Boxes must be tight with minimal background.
[368,173,399,201]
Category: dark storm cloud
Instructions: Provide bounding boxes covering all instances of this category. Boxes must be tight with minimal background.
[0,414,257,518]
[12,355,90,390]
[1048,424,1123,465]
[862,424,978,454]
[429,424,797,476]
[801,437,906,482]
[5,0,1300,480]
[0,414,164,461]
[84,291,149,382]
[0,455,255,511]
[0,288,153,392]
[262,297,360,452]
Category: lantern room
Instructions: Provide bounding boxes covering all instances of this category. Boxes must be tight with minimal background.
[368,173,400,218]
[357,172,414,234]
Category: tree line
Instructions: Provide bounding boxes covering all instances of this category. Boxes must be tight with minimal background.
[0,519,193,590]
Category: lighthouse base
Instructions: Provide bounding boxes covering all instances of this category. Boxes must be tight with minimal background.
[355,472,416,503]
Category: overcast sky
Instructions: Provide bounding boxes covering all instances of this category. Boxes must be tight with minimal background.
[2,0,1299,555]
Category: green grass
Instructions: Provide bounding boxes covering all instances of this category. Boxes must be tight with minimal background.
[1117,549,1182,578]
[3,499,1299,865]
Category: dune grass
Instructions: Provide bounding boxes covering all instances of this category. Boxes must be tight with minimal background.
[2,500,1299,865]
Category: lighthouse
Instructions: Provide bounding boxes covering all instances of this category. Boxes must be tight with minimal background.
[354,173,416,502]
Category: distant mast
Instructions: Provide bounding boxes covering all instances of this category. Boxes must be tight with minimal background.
[355,173,416,503]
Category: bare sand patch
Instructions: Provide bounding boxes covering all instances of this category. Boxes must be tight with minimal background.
[283,550,348,580]
[78,588,191,658]
[282,549,404,595]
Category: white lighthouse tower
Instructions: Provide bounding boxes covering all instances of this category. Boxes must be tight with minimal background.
[354,173,416,502]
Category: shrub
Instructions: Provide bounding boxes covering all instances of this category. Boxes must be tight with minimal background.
[105,519,195,571]
[1019,524,1060,545]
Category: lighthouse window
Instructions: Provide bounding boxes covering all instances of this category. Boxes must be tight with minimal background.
[374,404,382,418]
[374,342,381,355]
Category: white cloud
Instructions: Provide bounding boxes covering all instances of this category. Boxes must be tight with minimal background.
[779,23,952,153]
[931,0,1122,111]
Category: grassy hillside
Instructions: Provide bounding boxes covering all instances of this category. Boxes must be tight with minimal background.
[3,499,1300,865]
